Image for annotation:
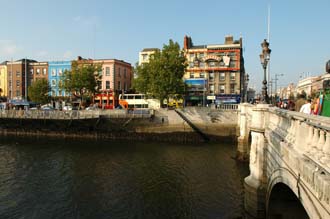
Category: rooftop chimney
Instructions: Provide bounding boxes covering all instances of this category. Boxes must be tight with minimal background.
[225,35,234,44]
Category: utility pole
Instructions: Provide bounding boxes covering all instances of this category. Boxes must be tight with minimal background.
[11,58,13,99]
[25,58,27,100]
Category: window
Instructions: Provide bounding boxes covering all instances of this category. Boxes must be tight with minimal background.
[9,80,12,87]
[208,61,216,67]
[16,91,20,96]
[97,81,102,90]
[52,69,56,76]
[52,90,56,96]
[190,73,194,78]
[198,53,205,58]
[118,68,121,77]
[36,68,40,75]
[142,54,148,61]
[16,80,20,87]
[230,72,235,80]
[220,73,225,81]
[30,69,34,75]
[106,81,110,89]
[51,79,56,86]
[219,85,225,94]
[43,68,47,75]
[118,81,121,90]
[199,62,205,68]
[189,53,194,59]
[200,72,205,78]
[58,69,63,76]
[209,85,214,94]
[189,62,194,68]
[209,72,214,81]
[124,68,127,78]
[106,67,110,76]
[16,71,20,77]
[8,71,11,77]
[230,84,235,94]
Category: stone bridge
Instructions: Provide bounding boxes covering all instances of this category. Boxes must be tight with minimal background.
[238,103,330,218]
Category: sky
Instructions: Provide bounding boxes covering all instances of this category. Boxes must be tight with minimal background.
[0,0,329,92]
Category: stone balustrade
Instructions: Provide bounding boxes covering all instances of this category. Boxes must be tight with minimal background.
[242,105,330,218]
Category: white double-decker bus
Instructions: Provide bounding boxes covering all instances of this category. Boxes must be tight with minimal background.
[118,94,160,110]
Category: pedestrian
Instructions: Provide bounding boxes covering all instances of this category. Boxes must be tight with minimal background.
[299,99,312,114]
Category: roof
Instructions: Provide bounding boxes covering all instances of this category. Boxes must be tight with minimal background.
[16,58,37,63]
[141,48,159,52]
[0,61,8,65]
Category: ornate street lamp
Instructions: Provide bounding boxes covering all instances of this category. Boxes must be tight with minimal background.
[259,39,271,104]
[244,73,249,102]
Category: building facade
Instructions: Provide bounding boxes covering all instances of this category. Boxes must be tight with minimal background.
[296,73,330,98]
[48,61,71,97]
[138,48,158,66]
[183,35,246,105]
[76,57,133,94]
[6,59,37,99]
[0,62,8,97]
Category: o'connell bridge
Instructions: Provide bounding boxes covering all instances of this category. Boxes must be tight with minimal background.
[237,103,330,219]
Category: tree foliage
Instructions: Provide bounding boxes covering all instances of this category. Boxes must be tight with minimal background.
[28,78,51,104]
[133,40,187,106]
[60,60,102,100]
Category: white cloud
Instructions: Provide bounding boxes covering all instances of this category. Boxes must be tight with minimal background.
[72,15,101,28]
[0,40,21,57]
[37,50,48,57]
[73,16,82,22]
[63,50,73,59]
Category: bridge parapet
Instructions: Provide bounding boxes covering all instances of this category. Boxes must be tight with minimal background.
[242,105,330,218]
[266,108,330,213]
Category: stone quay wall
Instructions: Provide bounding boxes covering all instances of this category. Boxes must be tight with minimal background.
[0,107,239,143]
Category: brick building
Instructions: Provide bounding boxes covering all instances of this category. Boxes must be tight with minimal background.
[6,59,37,99]
[183,35,246,106]
[76,56,133,94]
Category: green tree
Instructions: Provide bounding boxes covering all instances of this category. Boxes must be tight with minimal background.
[60,60,102,102]
[28,78,51,104]
[133,40,187,106]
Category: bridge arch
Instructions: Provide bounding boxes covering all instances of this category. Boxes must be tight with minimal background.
[266,168,321,219]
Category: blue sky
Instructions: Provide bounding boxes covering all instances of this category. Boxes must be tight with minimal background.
[0,0,329,91]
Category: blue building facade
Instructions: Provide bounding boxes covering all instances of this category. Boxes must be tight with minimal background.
[48,61,71,97]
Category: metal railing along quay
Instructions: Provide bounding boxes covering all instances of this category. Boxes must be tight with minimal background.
[217,104,238,111]
[0,109,152,120]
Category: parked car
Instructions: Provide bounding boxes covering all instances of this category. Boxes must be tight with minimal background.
[63,105,73,111]
[41,106,55,111]
[85,106,98,111]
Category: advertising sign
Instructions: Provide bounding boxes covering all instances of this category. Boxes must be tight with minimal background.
[185,79,207,91]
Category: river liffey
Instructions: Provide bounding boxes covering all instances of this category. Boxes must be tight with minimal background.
[0,137,249,219]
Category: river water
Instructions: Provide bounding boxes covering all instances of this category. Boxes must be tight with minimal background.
[0,137,249,219]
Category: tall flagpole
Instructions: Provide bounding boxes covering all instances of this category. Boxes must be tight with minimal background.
[267,3,271,98]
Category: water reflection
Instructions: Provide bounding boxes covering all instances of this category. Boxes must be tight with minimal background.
[0,138,249,219]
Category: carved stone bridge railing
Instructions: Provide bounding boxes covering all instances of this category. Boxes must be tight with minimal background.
[238,104,330,219]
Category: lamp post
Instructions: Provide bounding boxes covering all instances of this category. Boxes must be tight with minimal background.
[244,73,249,102]
[259,39,271,104]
